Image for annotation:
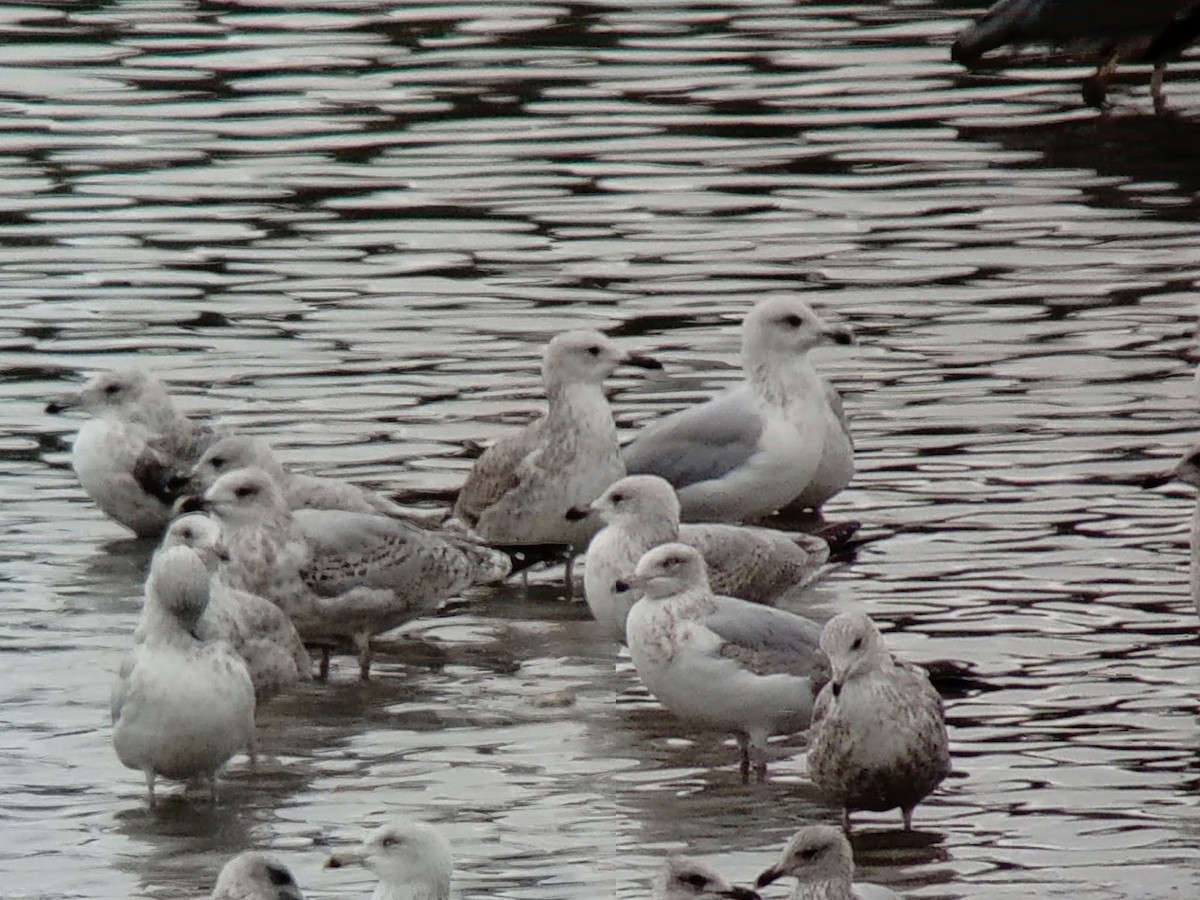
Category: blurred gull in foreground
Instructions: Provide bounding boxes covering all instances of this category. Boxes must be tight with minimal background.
[210,851,304,900]
[624,543,829,782]
[756,826,901,900]
[112,545,255,805]
[46,369,221,537]
[807,612,950,831]
[573,474,829,641]
[326,818,453,900]
[654,856,760,900]
[623,297,853,523]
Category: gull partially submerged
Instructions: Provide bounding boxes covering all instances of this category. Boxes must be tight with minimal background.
[624,543,830,782]
[112,545,255,805]
[210,851,304,900]
[807,612,950,831]
[623,297,854,523]
[46,369,221,537]
[325,817,453,900]
[756,826,901,900]
[193,467,509,680]
[573,474,829,641]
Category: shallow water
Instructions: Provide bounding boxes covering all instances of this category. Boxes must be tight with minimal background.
[3,0,1200,897]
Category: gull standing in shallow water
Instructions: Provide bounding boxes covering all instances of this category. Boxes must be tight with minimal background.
[623,297,853,523]
[624,543,830,782]
[112,545,255,805]
[154,513,311,704]
[452,330,662,550]
[46,369,221,537]
[755,826,901,900]
[210,851,304,900]
[325,818,453,900]
[192,467,509,680]
[572,474,829,641]
[654,856,761,900]
[807,612,950,831]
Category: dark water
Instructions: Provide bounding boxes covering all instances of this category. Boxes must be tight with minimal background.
[3,0,1200,897]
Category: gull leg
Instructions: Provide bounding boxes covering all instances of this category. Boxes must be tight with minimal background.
[1082,46,1122,109]
[1151,63,1168,114]
[318,648,331,682]
[144,770,157,809]
[563,552,578,600]
[737,733,751,784]
[209,776,219,804]
[902,805,915,831]
[354,633,374,681]
[247,733,259,769]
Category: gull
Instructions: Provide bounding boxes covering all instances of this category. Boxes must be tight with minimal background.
[154,513,311,704]
[571,474,829,641]
[186,434,439,525]
[210,851,304,900]
[325,817,453,900]
[655,856,761,900]
[191,467,510,680]
[1141,442,1200,617]
[623,297,853,523]
[46,369,221,537]
[807,612,950,831]
[623,543,830,782]
[755,825,901,900]
[112,545,255,805]
[452,330,662,549]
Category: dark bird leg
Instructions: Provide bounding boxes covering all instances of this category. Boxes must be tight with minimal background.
[1082,46,1122,109]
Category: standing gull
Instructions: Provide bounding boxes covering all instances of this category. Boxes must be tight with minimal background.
[624,543,830,782]
[755,826,901,900]
[453,330,661,548]
[325,818,453,900]
[807,612,950,831]
[112,545,255,805]
[1141,441,1200,617]
[45,369,221,537]
[155,513,311,704]
[210,851,304,900]
[655,856,761,900]
[572,474,829,641]
[623,297,853,523]
[193,467,509,680]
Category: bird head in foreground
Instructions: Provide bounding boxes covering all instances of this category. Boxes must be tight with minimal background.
[45,368,177,427]
[147,544,214,631]
[210,851,304,900]
[542,329,662,387]
[325,818,453,900]
[743,296,853,363]
[657,855,760,900]
[159,512,230,570]
[755,825,855,892]
[1141,442,1200,491]
[619,542,709,600]
[576,474,681,527]
[818,611,892,696]
[192,467,290,526]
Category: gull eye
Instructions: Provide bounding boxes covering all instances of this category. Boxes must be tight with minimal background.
[210,456,225,470]
[180,527,193,540]
[682,873,709,888]
[782,314,804,328]
[798,847,820,861]
[266,865,293,886]
[234,485,257,499]
[103,383,121,395]
[380,834,398,847]
[850,636,863,651]
[610,493,624,504]
[586,345,601,356]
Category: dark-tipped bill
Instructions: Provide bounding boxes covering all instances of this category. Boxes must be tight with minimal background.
[624,352,663,370]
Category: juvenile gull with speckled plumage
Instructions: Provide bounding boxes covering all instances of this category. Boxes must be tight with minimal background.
[193,467,509,680]
[325,818,453,900]
[572,474,829,641]
[46,369,221,536]
[210,851,304,900]
[756,826,901,900]
[807,612,950,831]
[623,297,853,523]
[624,543,830,782]
[654,856,760,900]
[112,544,255,805]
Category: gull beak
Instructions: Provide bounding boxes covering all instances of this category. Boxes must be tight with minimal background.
[755,866,785,889]
[565,505,592,521]
[1139,468,1176,489]
[722,888,761,900]
[324,847,367,869]
[822,324,854,346]
[45,391,81,414]
[214,540,231,564]
[175,495,208,515]
[622,352,663,371]
[613,579,631,593]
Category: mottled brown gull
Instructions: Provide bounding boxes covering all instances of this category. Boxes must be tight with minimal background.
[452,329,661,548]
[807,612,950,831]
[326,818,452,900]
[755,826,901,900]
[572,474,829,641]
[45,369,221,537]
[654,856,761,900]
[154,513,311,704]
[210,851,304,900]
[623,296,853,522]
[624,543,830,782]
[112,545,255,806]
[192,467,510,680]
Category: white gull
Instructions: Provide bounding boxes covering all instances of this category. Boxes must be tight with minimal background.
[211,851,304,900]
[112,544,255,805]
[655,855,761,900]
[624,543,830,782]
[623,297,853,522]
[755,825,901,900]
[807,612,950,831]
[573,474,829,641]
[325,817,453,900]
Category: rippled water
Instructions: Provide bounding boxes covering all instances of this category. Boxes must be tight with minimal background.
[4,0,1200,897]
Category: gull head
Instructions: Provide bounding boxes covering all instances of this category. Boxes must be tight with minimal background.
[45,369,177,426]
[588,475,681,528]
[159,513,230,571]
[656,856,761,900]
[198,467,290,526]
[147,544,214,630]
[624,542,710,600]
[819,611,891,692]
[191,435,286,493]
[742,297,852,363]
[755,825,855,892]
[325,818,453,900]
[211,851,304,900]
[542,329,662,388]
[1142,442,1200,491]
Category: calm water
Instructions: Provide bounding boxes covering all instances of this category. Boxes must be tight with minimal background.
[3,0,1200,897]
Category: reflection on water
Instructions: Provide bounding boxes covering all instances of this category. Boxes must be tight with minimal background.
[2,0,1200,897]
